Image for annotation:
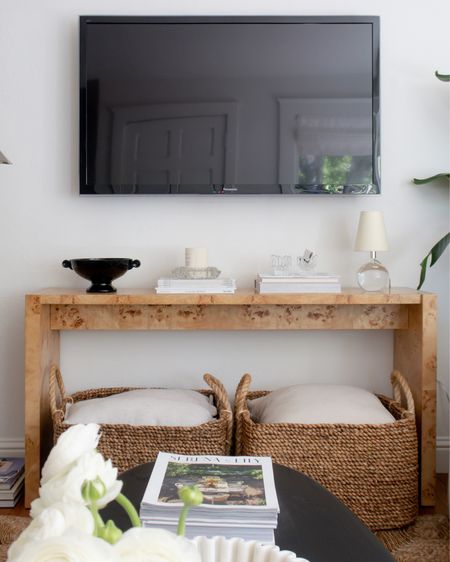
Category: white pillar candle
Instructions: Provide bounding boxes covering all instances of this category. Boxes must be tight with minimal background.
[185,247,208,269]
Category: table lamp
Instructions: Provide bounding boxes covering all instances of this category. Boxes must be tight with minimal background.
[354,210,390,291]
[0,151,12,165]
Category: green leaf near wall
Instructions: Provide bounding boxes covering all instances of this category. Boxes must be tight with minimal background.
[435,71,450,81]
[413,173,450,184]
[418,232,450,289]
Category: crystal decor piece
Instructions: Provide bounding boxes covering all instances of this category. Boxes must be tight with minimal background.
[271,255,292,275]
[171,266,221,280]
[357,258,390,292]
[297,249,318,271]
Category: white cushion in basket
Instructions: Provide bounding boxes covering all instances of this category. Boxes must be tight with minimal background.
[248,384,395,424]
[64,388,217,427]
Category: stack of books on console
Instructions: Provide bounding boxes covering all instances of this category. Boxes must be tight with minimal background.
[156,278,236,294]
[140,452,279,543]
[256,272,341,294]
[0,457,25,507]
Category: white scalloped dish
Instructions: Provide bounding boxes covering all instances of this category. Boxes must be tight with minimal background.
[191,536,310,562]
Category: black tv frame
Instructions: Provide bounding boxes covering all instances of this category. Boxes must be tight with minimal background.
[79,15,380,195]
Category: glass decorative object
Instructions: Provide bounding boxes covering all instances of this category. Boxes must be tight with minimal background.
[172,266,221,280]
[356,253,390,292]
[271,255,292,275]
[297,249,318,271]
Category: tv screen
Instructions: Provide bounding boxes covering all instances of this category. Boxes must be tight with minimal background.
[80,16,380,195]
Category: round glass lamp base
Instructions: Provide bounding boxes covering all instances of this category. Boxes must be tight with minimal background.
[357,260,390,292]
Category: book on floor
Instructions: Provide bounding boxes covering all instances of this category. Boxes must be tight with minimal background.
[140,452,279,542]
[0,458,25,507]
[0,496,23,508]
[0,457,25,490]
[0,473,25,506]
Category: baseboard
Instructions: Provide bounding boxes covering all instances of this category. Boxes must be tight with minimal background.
[436,437,449,473]
[0,438,24,458]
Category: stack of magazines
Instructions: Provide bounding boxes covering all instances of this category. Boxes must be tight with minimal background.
[156,278,236,294]
[140,452,279,543]
[256,272,341,293]
[0,457,25,507]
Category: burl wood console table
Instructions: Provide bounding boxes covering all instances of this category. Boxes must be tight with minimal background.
[24,288,436,507]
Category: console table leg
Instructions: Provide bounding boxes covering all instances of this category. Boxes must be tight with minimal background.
[394,294,437,506]
[24,298,59,507]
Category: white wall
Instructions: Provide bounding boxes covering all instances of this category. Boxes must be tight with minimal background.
[0,0,449,469]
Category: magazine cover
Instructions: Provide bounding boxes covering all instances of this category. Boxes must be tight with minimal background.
[141,453,279,512]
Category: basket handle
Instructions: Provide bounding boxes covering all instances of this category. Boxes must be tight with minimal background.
[203,373,233,449]
[391,370,415,415]
[234,373,252,416]
[234,373,252,455]
[49,365,68,423]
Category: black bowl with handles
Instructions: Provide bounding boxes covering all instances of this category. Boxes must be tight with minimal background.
[62,258,141,293]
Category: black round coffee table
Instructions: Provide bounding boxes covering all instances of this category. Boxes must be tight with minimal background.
[102,462,395,562]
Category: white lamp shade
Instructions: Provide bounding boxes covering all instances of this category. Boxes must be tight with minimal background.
[0,151,12,165]
[354,211,389,252]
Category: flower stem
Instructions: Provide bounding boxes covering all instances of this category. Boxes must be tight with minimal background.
[177,506,189,536]
[176,485,202,536]
[115,492,142,528]
[90,504,105,537]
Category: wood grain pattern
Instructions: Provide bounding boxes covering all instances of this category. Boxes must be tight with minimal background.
[32,287,423,306]
[50,303,408,331]
[394,294,437,506]
[23,288,436,507]
[24,296,59,507]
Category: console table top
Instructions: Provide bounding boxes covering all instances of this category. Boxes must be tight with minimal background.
[27,287,426,306]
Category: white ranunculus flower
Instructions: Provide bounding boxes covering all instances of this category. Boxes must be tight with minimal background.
[6,529,119,562]
[41,423,100,485]
[7,502,94,559]
[31,451,122,517]
[115,528,201,562]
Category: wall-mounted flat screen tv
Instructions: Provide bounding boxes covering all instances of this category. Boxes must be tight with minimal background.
[80,16,380,195]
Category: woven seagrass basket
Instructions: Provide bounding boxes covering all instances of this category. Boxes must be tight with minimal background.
[234,370,418,531]
[49,366,232,472]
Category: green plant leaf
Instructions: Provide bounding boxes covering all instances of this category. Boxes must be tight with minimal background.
[417,232,450,289]
[429,232,450,266]
[435,71,450,82]
[417,255,429,290]
[413,173,450,184]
